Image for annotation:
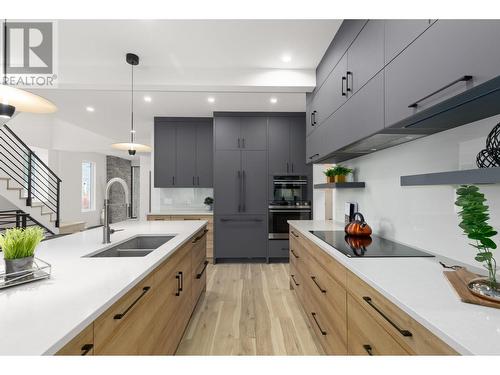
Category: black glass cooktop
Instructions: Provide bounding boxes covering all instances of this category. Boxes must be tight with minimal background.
[309,231,434,258]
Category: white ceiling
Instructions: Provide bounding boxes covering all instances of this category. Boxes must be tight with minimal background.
[10,19,342,154]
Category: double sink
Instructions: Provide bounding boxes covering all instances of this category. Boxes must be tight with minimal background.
[84,235,175,258]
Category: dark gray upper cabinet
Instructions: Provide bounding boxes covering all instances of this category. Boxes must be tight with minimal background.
[241,151,268,214]
[196,122,213,187]
[305,93,316,135]
[384,20,434,64]
[289,116,309,175]
[268,117,290,174]
[154,118,213,187]
[154,122,176,187]
[240,117,268,150]
[175,123,197,187]
[346,20,385,95]
[213,150,241,215]
[316,20,367,88]
[385,20,500,128]
[214,116,241,150]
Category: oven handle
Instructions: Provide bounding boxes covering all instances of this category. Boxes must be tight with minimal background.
[269,210,312,213]
[273,181,308,185]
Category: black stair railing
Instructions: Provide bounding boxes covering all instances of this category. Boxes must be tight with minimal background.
[0,125,61,227]
[0,209,55,237]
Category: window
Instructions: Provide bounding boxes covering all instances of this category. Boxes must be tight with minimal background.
[81,161,96,212]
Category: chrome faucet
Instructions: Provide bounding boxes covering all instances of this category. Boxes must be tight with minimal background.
[103,177,130,244]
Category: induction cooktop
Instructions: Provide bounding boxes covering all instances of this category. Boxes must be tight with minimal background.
[309,231,434,258]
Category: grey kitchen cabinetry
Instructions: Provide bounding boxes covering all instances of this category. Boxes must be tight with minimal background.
[385,20,500,128]
[154,123,177,187]
[214,215,268,261]
[154,118,213,188]
[269,115,310,175]
[268,239,289,260]
[346,20,385,95]
[384,19,435,64]
[214,116,267,150]
[241,151,268,214]
[306,93,316,135]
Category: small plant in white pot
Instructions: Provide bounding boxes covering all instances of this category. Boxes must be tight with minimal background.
[204,197,214,211]
[0,227,45,279]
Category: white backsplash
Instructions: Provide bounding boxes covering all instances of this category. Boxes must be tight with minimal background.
[158,188,214,211]
[313,113,500,267]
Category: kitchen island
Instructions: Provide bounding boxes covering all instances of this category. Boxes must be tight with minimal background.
[288,220,500,355]
[0,219,208,355]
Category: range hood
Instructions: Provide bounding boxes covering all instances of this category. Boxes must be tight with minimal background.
[321,75,500,163]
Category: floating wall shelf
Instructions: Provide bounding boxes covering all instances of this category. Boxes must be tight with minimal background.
[400,167,500,186]
[314,182,366,189]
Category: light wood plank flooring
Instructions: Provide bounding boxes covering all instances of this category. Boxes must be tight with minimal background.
[176,263,323,355]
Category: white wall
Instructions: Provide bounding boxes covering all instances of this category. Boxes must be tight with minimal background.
[50,150,106,227]
[314,114,500,267]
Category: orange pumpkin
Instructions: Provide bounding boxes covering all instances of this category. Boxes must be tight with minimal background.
[345,212,372,237]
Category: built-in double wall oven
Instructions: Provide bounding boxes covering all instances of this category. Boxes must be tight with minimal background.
[268,176,311,239]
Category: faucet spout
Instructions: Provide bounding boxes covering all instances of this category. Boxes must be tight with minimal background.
[103,177,130,244]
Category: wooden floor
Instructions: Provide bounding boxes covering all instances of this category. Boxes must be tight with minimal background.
[176,263,323,355]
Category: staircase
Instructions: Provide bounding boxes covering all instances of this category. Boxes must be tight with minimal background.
[0,210,55,238]
[0,125,61,234]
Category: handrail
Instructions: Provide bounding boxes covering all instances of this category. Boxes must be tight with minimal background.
[0,209,54,236]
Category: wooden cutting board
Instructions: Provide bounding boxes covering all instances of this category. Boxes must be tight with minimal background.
[444,268,500,309]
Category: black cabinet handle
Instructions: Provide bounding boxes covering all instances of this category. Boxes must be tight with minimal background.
[290,249,299,259]
[238,138,241,148]
[310,112,314,127]
[363,344,373,356]
[291,163,294,173]
[175,272,182,296]
[341,76,347,96]
[291,274,299,286]
[192,229,209,243]
[241,170,246,212]
[172,176,175,185]
[291,230,299,238]
[286,162,289,173]
[308,153,319,160]
[220,218,263,222]
[113,286,151,319]
[346,71,353,92]
[192,176,195,186]
[197,176,200,186]
[80,343,93,356]
[310,110,317,126]
[311,312,327,335]
[408,75,472,108]
[196,260,209,279]
[237,170,242,212]
[242,138,245,148]
[311,276,327,293]
[313,110,317,125]
[362,296,412,337]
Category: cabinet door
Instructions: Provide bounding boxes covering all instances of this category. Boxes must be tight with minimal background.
[154,123,176,187]
[385,20,500,127]
[241,150,268,214]
[306,92,316,136]
[214,150,241,215]
[384,19,434,63]
[240,117,267,150]
[289,116,310,175]
[176,123,197,187]
[268,239,289,259]
[214,215,267,260]
[346,20,384,95]
[214,116,240,150]
[268,116,290,175]
[196,121,213,187]
[314,53,348,126]
[56,324,94,356]
[324,71,384,153]
[305,123,327,164]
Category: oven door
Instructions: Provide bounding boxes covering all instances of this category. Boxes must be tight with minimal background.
[268,208,311,239]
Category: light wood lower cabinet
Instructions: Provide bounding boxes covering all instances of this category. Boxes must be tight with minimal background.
[147,214,214,261]
[56,227,207,356]
[289,227,457,356]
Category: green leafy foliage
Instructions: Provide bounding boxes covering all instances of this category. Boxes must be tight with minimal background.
[0,227,45,260]
[323,165,353,177]
[204,197,214,205]
[455,185,497,286]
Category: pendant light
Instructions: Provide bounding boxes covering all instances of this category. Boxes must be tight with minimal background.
[111,53,151,155]
[1,20,57,122]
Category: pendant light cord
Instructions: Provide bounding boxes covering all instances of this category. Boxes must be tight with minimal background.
[130,62,134,144]
[3,19,7,83]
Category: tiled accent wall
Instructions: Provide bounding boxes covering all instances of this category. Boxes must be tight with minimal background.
[106,156,131,223]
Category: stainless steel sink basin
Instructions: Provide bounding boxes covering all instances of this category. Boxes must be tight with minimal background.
[85,235,175,258]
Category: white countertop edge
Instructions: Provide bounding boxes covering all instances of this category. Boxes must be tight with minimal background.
[288,221,477,355]
[148,211,213,216]
[43,220,208,355]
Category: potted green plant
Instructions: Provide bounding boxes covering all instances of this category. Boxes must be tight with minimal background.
[204,197,214,211]
[323,165,353,183]
[0,227,45,279]
[455,185,499,300]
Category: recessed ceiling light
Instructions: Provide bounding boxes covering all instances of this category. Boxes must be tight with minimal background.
[144,96,152,103]
[270,97,278,104]
[281,54,292,63]
[86,106,95,112]
[371,148,377,151]
[207,97,215,103]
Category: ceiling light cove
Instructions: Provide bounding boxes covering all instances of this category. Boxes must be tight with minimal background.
[144,96,152,102]
[207,97,215,103]
[270,97,278,104]
[281,54,292,63]
[86,106,95,112]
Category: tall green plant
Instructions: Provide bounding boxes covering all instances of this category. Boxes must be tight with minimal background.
[0,227,45,260]
[455,185,497,287]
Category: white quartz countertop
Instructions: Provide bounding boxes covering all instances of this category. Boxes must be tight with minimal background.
[0,219,207,355]
[148,210,213,216]
[288,220,500,355]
